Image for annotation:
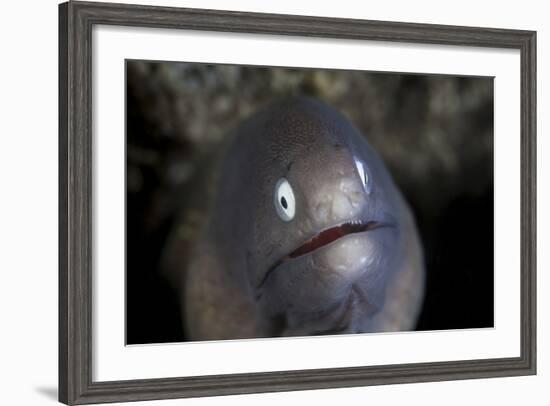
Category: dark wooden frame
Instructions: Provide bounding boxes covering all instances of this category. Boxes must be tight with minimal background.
[59,1,537,404]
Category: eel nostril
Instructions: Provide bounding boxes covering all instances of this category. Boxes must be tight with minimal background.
[315,202,329,223]
[349,191,363,208]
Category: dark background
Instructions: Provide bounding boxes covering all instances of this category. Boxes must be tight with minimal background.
[126,61,494,344]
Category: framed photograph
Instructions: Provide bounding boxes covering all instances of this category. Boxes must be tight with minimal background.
[59,1,536,404]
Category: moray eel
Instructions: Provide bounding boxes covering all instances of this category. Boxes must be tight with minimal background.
[165,97,425,341]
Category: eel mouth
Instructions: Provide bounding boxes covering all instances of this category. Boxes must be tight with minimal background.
[256,220,393,293]
[288,220,385,260]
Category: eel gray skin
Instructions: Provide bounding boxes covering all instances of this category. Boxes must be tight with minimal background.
[164,97,425,341]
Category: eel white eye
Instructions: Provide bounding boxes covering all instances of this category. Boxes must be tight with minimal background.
[274,178,296,222]
[354,158,371,193]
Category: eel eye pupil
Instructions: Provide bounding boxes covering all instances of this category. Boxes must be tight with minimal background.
[274,178,296,222]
